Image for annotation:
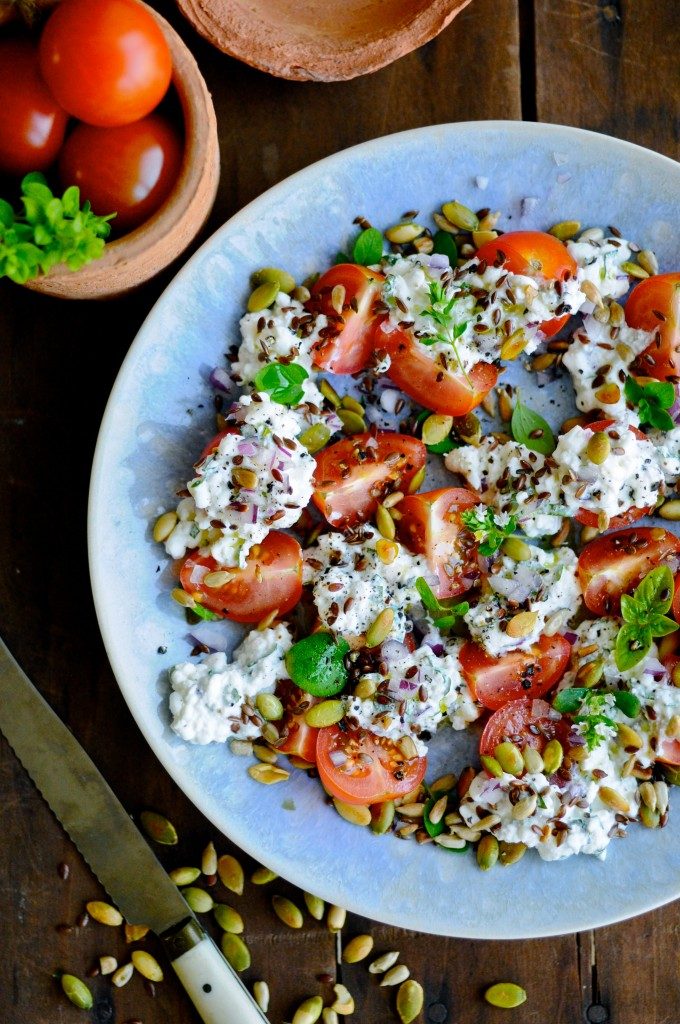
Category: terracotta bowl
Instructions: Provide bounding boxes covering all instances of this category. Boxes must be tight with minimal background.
[176,0,473,82]
[26,2,219,300]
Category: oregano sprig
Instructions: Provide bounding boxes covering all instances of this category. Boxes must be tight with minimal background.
[460,505,518,556]
[624,375,676,431]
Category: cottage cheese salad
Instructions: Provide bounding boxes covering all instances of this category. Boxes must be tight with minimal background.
[153,199,680,868]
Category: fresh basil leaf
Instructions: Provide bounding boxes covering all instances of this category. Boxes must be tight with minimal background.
[552,687,589,713]
[191,603,221,622]
[427,436,458,455]
[624,375,645,404]
[613,691,641,718]
[620,593,645,626]
[285,633,350,697]
[647,406,675,432]
[625,375,676,431]
[615,623,652,671]
[431,230,458,264]
[510,394,556,455]
[253,361,308,405]
[352,227,384,267]
[415,577,442,615]
[333,251,350,265]
[646,379,676,406]
[635,564,674,615]
[648,613,679,638]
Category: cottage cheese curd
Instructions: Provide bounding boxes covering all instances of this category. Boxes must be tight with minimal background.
[567,233,636,301]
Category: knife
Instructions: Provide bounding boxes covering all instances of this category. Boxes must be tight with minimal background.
[0,636,268,1024]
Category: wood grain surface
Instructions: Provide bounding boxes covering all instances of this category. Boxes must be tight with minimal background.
[0,1,678,1022]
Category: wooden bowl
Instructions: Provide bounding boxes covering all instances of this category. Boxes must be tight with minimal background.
[176,0,473,82]
[26,2,219,300]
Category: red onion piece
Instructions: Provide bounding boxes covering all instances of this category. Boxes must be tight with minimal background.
[187,620,232,651]
[209,367,233,392]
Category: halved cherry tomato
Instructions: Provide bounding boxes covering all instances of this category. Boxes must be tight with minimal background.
[179,532,303,623]
[578,527,680,616]
[397,487,480,599]
[380,326,498,416]
[573,419,652,530]
[0,38,68,176]
[275,681,319,763]
[627,272,680,381]
[479,697,568,757]
[474,230,577,337]
[306,264,384,374]
[460,635,571,711]
[313,432,426,529]
[316,725,427,805]
[197,428,238,463]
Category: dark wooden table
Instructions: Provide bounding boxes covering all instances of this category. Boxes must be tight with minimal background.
[1,2,679,1022]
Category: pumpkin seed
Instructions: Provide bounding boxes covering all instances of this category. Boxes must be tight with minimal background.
[637,249,658,276]
[497,387,513,422]
[272,895,303,929]
[586,431,611,465]
[522,747,544,774]
[494,742,524,777]
[640,804,660,829]
[339,394,363,416]
[499,841,527,866]
[501,537,531,562]
[365,608,394,648]
[131,950,164,983]
[305,699,344,728]
[343,934,374,963]
[112,963,134,988]
[369,951,400,974]
[580,279,604,307]
[248,763,290,784]
[85,901,123,927]
[218,854,244,894]
[511,793,538,820]
[254,981,270,1012]
[300,423,331,454]
[232,467,258,489]
[621,260,649,279]
[338,408,366,434]
[617,723,643,750]
[454,411,481,445]
[182,887,214,914]
[385,222,425,244]
[332,983,355,1015]
[598,786,630,813]
[576,658,604,688]
[327,905,346,932]
[221,933,251,972]
[638,781,657,811]
[542,739,564,775]
[251,266,296,293]
[376,503,396,540]
[505,611,538,639]
[375,539,399,565]
[480,754,503,778]
[370,799,395,834]
[354,676,377,699]
[431,772,457,793]
[397,979,424,1024]
[485,982,527,1008]
[549,219,581,240]
[153,511,178,543]
[303,892,325,920]
[442,200,479,231]
[293,996,323,1024]
[214,904,244,934]
[255,692,284,721]
[381,964,410,987]
[124,923,149,942]
[99,956,117,976]
[140,810,178,846]
[500,330,527,361]
[408,466,426,493]
[398,735,419,761]
[472,229,498,248]
[247,280,279,312]
[594,382,621,404]
[476,834,499,871]
[253,743,278,765]
[433,211,457,234]
[664,764,680,786]
[422,413,453,446]
[293,285,311,302]
[659,499,680,521]
[320,378,341,407]
[61,974,93,1010]
[667,714,680,736]
[251,866,277,885]
[333,797,372,826]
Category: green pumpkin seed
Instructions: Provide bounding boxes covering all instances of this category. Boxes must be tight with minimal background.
[485,982,527,1008]
[343,934,374,963]
[169,866,201,886]
[251,266,296,294]
[202,840,218,877]
[663,764,680,786]
[218,854,244,894]
[586,431,611,465]
[500,536,532,562]
[214,904,244,934]
[247,280,279,312]
[621,260,649,279]
[253,743,278,764]
[637,249,658,276]
[548,220,581,240]
[472,229,498,248]
[354,676,377,699]
[182,887,214,914]
[131,950,164,982]
[86,900,123,926]
[659,499,680,521]
[376,503,396,540]
[272,895,304,929]
[617,723,643,751]
[255,692,284,721]
[542,739,564,775]
[293,996,323,1024]
[320,379,341,408]
[494,742,524,777]
[442,201,479,231]
[396,979,424,1024]
[422,414,453,446]
[385,222,425,244]
[480,754,503,778]
[221,933,251,972]
[299,423,331,454]
[498,841,527,866]
[334,799,372,826]
[408,466,426,494]
[303,892,325,920]
[476,834,499,871]
[304,699,345,728]
[576,658,604,688]
[61,974,93,1011]
[140,810,178,845]
[338,408,366,434]
[153,510,178,543]
[365,608,394,648]
[251,866,277,885]
[640,804,660,829]
[521,747,544,775]
[370,799,395,834]
[341,394,365,416]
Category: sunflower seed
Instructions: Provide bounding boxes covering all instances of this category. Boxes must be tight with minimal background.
[131,951,163,983]
[272,895,304,929]
[218,854,244,894]
[396,979,424,1024]
[343,934,374,963]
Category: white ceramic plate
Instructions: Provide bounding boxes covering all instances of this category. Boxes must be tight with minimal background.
[89,122,680,938]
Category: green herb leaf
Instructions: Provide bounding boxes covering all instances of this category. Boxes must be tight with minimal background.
[423,796,446,838]
[510,392,556,455]
[414,577,468,631]
[352,227,384,267]
[615,623,653,671]
[431,230,458,264]
[613,691,641,718]
[615,565,678,669]
[552,688,589,714]
[647,613,679,637]
[635,564,674,615]
[334,251,350,265]
[624,375,676,432]
[419,280,471,381]
[284,633,350,697]
[415,577,442,615]
[460,505,518,556]
[253,361,309,405]
[191,603,221,622]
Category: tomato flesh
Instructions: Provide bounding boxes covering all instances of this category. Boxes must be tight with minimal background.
[316,725,426,805]
[573,420,652,530]
[479,698,568,757]
[460,634,571,711]
[627,273,680,381]
[397,487,480,598]
[179,532,303,623]
[306,264,385,374]
[58,115,182,233]
[0,38,68,176]
[578,527,680,616]
[40,0,172,127]
[313,432,426,529]
[275,681,319,763]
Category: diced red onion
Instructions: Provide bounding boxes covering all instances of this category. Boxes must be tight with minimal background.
[188,620,232,651]
[428,253,450,270]
[209,367,233,392]
[564,631,579,645]
[237,440,257,456]
[381,639,409,663]
[644,657,668,681]
[275,444,292,459]
[250,504,258,523]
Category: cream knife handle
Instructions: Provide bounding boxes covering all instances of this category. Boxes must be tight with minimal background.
[163,919,268,1024]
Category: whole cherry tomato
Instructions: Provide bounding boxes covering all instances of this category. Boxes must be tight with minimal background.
[0,38,68,176]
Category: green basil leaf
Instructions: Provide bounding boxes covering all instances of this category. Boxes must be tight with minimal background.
[426,436,458,455]
[253,361,309,405]
[624,375,645,404]
[352,227,384,267]
[415,576,442,615]
[635,564,674,615]
[647,406,676,432]
[284,634,350,697]
[431,230,458,264]
[648,614,679,638]
[0,199,14,228]
[510,394,556,455]
[615,623,652,671]
[613,691,641,718]
[191,603,221,622]
[645,379,676,407]
[552,688,589,713]
[620,594,645,626]
[333,251,350,265]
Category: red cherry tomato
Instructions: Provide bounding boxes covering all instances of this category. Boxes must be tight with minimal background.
[312,432,426,529]
[578,527,680,616]
[460,635,571,711]
[197,428,238,463]
[306,264,385,374]
[0,38,68,176]
[475,230,577,337]
[380,325,499,416]
[39,0,172,128]
[479,697,569,757]
[316,725,427,805]
[275,681,319,764]
[179,532,303,624]
[673,573,680,625]
[573,419,653,530]
[397,487,480,599]
[58,115,182,233]
[627,273,680,381]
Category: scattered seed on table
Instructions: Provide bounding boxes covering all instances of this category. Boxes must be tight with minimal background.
[86,901,123,927]
[218,855,244,894]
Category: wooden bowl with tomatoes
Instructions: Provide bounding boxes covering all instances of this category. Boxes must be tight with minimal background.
[8,0,220,299]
